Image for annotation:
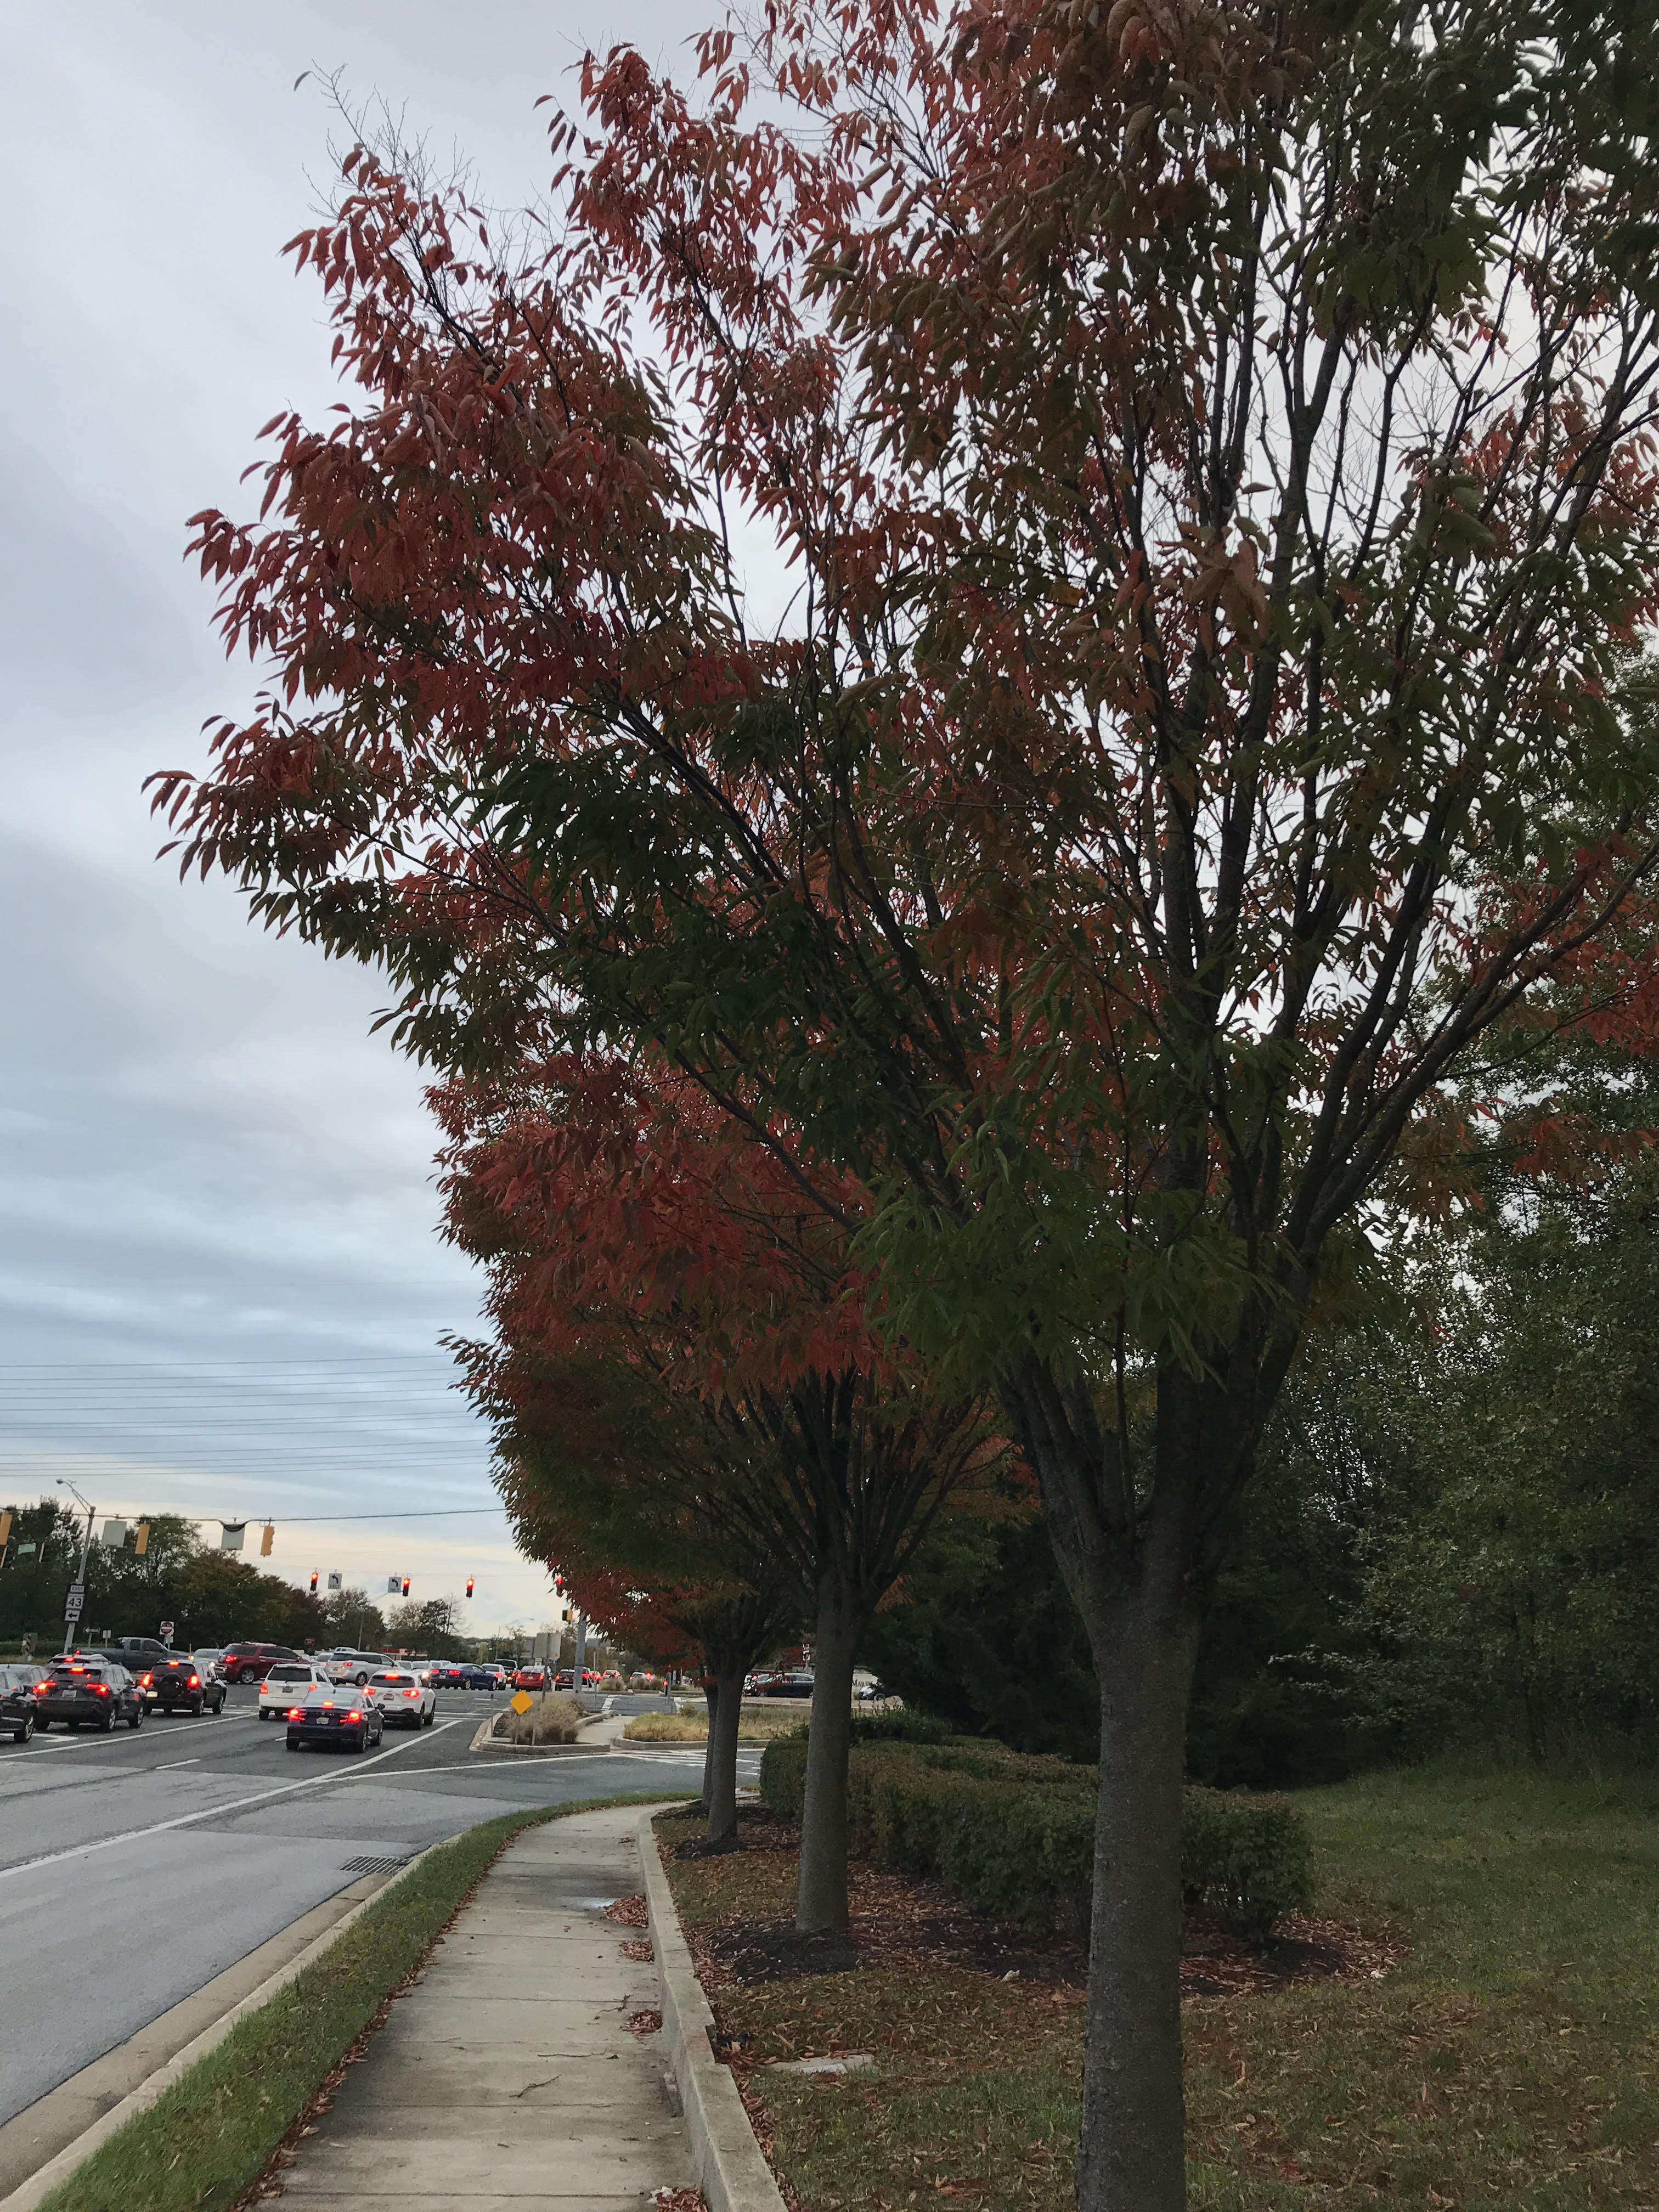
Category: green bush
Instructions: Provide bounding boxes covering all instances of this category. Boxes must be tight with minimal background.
[761,1736,1312,1937]
[1181,1784,1313,1936]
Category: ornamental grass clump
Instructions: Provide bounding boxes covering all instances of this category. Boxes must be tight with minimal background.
[497,1691,582,1745]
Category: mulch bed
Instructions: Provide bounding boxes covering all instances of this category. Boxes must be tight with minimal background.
[683,1812,1402,2000]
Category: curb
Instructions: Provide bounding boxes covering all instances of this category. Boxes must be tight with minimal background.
[636,1810,788,2212]
[0,1838,450,2212]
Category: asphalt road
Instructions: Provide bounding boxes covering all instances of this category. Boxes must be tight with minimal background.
[0,1684,763,2125]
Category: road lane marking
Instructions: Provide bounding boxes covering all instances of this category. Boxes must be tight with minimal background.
[0,1719,466,1880]
[0,1711,261,1765]
[153,1758,200,1770]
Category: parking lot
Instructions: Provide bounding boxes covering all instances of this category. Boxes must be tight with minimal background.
[0,1680,759,2134]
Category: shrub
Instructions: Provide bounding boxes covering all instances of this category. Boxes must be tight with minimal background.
[762,1736,1313,1938]
[496,1691,583,1745]
[758,1729,810,1817]
[849,1707,956,1747]
[1180,1785,1313,1937]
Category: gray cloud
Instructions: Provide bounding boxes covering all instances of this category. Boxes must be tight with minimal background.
[0,1,722,1628]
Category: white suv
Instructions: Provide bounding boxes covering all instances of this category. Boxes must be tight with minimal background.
[323,1649,386,1686]
[258,1660,334,1719]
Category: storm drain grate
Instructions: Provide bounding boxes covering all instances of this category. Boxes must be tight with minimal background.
[340,1853,413,1876]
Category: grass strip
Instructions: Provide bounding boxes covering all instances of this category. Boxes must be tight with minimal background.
[35,1792,674,2212]
[658,1765,1659,2210]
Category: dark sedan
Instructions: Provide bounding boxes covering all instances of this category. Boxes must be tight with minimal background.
[35,1660,144,1732]
[0,1662,47,1742]
[284,1681,385,1753]
[134,1657,224,1716]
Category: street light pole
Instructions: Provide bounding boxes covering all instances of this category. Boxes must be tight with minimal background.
[55,1480,96,1655]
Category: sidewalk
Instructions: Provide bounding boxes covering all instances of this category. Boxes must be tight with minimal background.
[274,1802,696,2210]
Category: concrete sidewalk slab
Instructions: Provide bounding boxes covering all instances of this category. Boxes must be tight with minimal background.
[272,1803,693,2211]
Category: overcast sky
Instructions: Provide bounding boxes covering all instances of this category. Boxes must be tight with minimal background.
[0,2,723,1633]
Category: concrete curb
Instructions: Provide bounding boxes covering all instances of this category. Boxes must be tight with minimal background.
[0,1838,451,2212]
[636,1809,788,2212]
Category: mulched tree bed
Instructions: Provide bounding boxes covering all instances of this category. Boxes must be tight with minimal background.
[684,1807,1401,2000]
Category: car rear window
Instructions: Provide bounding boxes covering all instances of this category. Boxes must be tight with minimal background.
[266,1664,308,1680]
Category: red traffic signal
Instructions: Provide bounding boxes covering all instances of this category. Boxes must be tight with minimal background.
[309,1571,319,1595]
[465,1577,475,1598]
[401,1576,411,1597]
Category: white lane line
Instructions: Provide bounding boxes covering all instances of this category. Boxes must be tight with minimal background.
[1,1712,261,1765]
[153,1759,200,1770]
[0,1719,466,1880]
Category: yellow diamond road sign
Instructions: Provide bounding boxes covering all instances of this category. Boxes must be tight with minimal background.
[510,1690,534,1715]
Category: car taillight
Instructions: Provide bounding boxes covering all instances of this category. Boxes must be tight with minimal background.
[188,1674,200,1687]
[346,1709,362,1723]
[33,1680,49,1695]
[287,1707,302,1720]
[139,1673,152,1686]
[93,1684,110,1697]
[404,1689,417,1698]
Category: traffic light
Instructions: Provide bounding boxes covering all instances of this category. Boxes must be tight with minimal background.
[465,1577,475,1598]
[309,1571,319,1595]
[134,1521,149,1556]
[259,1523,274,1557]
[401,1576,411,1597]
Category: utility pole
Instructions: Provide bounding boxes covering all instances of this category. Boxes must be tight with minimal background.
[572,1610,588,1699]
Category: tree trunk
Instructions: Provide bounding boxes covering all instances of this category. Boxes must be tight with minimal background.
[1076,1588,1200,2212]
[794,1582,862,1933]
[700,1676,718,1813]
[705,1665,746,1846]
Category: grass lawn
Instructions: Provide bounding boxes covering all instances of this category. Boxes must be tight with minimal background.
[658,1765,1659,2210]
[37,1793,675,2212]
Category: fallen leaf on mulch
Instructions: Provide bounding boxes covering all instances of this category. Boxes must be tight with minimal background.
[606,1893,649,1927]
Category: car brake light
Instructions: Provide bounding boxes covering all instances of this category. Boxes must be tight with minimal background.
[188,1674,200,1687]
[287,1707,302,1720]
[139,1673,152,1686]
[346,1709,362,1723]
[404,1689,417,1698]
[93,1684,110,1697]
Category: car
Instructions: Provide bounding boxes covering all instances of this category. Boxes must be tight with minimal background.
[221,1641,302,1684]
[855,1679,889,1702]
[322,1648,388,1687]
[258,1660,335,1719]
[134,1656,224,1716]
[34,1658,144,1732]
[460,1663,503,1690]
[512,1666,549,1692]
[367,1668,437,1728]
[423,1662,465,1688]
[0,1662,47,1742]
[753,1669,815,1699]
[284,1680,385,1753]
[191,1646,228,1677]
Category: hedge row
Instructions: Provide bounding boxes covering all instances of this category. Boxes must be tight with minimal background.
[758,1733,1311,1937]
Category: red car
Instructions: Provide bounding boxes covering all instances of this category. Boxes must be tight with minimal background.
[512,1666,548,1692]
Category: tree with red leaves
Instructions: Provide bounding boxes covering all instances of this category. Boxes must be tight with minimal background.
[435,1049,1002,1891]
[159,7,1659,2202]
